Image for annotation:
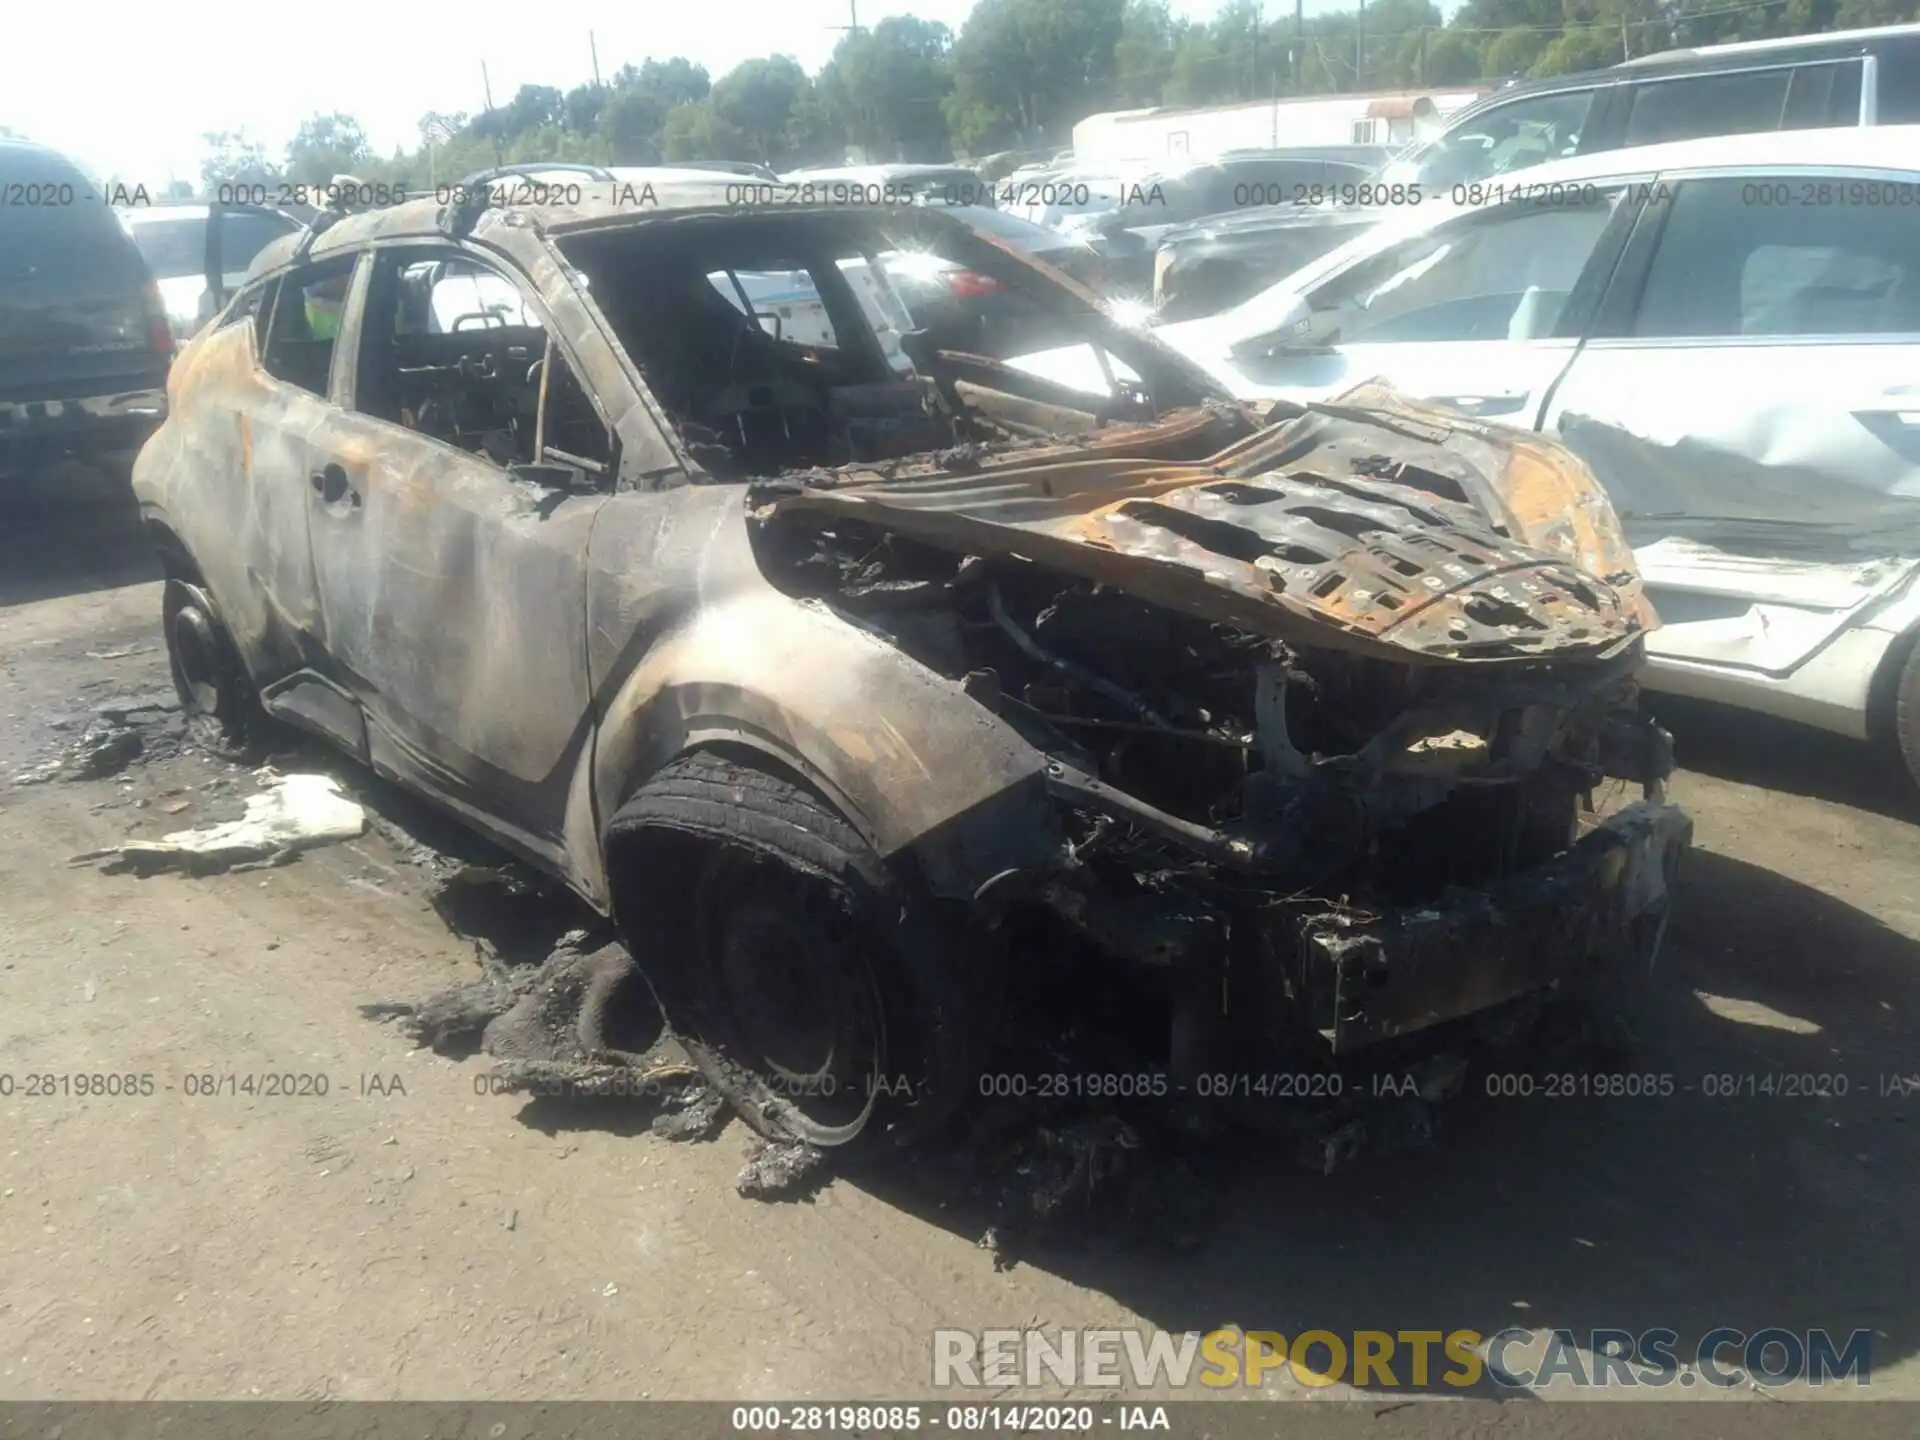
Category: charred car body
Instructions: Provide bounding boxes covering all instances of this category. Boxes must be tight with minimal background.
[131,180,1689,1148]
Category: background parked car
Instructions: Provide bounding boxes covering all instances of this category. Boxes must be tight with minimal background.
[877,203,1113,352]
[665,160,781,181]
[1011,126,1920,786]
[698,203,1115,369]
[0,138,173,484]
[1142,23,1920,329]
[778,163,994,205]
[1054,148,1387,296]
[1152,204,1379,320]
[119,202,305,345]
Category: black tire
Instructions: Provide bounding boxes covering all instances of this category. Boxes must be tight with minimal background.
[604,750,993,1150]
[1894,639,1920,795]
[162,578,266,762]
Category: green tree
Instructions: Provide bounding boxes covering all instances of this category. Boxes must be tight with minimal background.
[564,84,607,138]
[946,0,1126,153]
[200,129,282,192]
[710,56,812,165]
[1532,24,1628,74]
[597,59,714,163]
[1113,0,1181,106]
[815,17,954,162]
[1482,24,1549,77]
[1835,0,1920,23]
[659,101,745,162]
[285,113,372,184]
[1419,28,1487,84]
[614,58,713,110]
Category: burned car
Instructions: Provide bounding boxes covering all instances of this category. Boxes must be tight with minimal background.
[131,182,1689,1149]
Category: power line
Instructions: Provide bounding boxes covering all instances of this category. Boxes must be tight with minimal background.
[1159,0,1803,78]
[1437,0,1797,37]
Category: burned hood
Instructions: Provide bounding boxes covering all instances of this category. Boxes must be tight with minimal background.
[750,384,1653,666]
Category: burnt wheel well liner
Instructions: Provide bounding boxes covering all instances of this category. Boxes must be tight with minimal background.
[143,517,204,585]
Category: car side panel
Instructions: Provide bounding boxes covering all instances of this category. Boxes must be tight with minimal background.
[304,419,607,870]
[131,310,322,688]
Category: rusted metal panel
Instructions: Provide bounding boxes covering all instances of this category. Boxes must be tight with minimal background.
[753,391,1651,667]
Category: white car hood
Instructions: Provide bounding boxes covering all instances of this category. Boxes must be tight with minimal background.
[1004,313,1255,397]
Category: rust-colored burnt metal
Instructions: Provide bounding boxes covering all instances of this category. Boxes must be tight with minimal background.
[756,389,1650,667]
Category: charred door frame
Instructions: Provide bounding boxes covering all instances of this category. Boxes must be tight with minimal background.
[293,235,620,880]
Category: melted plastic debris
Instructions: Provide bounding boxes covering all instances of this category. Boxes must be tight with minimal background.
[70,770,365,875]
[736,1138,828,1199]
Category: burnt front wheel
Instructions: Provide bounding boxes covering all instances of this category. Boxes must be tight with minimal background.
[162,579,265,762]
[605,751,992,1150]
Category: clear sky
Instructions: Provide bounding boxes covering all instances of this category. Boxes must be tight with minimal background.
[6,0,1355,186]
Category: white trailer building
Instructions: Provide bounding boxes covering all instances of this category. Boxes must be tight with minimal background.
[1072,87,1487,167]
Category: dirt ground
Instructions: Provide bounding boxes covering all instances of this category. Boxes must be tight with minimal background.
[1,487,1915,1408]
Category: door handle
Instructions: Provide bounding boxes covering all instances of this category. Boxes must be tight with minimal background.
[1430,393,1528,418]
[311,464,356,506]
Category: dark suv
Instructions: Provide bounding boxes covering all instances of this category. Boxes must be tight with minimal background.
[0,139,174,484]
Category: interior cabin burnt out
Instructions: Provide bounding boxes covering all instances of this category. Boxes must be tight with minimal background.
[553,203,1204,483]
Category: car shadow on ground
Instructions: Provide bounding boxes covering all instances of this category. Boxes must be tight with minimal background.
[851,844,1919,1398]
[0,474,157,608]
[1652,693,1920,825]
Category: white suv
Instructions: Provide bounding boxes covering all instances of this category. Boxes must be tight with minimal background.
[1010,127,1920,784]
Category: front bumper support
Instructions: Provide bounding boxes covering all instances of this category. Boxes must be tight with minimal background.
[1301,801,1693,1052]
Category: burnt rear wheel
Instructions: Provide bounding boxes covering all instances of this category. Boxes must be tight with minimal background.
[605,750,992,1150]
[162,579,265,762]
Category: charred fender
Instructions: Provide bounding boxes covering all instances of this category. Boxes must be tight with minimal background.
[583,487,1069,908]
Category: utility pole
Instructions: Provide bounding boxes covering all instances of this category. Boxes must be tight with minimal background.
[1356,0,1365,92]
[1621,18,1631,62]
[480,61,504,166]
[826,0,868,161]
[1259,1,1274,147]
[1251,10,1260,107]
[590,32,608,163]
[1294,0,1304,94]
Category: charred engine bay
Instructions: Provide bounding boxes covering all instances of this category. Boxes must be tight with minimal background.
[757,514,1653,898]
[750,461,1677,1079]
